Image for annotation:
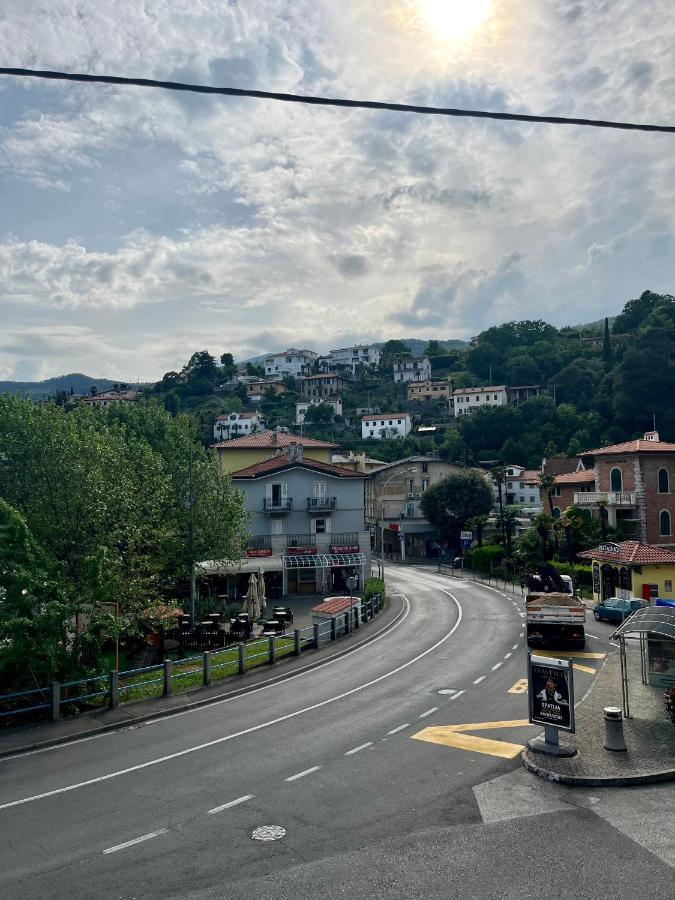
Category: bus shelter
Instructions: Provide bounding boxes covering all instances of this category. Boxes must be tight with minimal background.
[610,606,675,718]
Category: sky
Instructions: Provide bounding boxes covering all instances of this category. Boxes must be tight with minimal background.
[1,0,674,382]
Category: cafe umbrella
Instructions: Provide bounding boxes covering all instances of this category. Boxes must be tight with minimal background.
[243,572,259,619]
[257,567,267,621]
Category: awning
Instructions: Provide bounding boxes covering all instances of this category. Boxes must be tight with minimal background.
[282,553,366,569]
[611,606,675,641]
[197,556,283,575]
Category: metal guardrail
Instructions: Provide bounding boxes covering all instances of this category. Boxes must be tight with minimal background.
[0,594,384,725]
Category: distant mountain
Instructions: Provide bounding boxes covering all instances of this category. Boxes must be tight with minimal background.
[0,373,122,400]
[241,338,468,364]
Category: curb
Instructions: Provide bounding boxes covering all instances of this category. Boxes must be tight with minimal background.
[521,751,675,786]
[0,595,406,759]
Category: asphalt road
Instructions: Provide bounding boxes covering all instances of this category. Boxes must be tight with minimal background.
[0,564,671,899]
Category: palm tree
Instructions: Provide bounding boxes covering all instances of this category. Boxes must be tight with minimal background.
[496,509,518,556]
[490,466,507,546]
[538,473,556,517]
[468,514,489,548]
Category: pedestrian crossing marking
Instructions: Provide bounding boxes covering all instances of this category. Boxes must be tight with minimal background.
[508,679,528,694]
[412,720,530,759]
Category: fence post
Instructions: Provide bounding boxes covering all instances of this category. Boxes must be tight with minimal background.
[163,660,173,696]
[50,681,60,721]
[313,623,320,648]
[109,671,119,709]
[294,629,301,656]
[354,606,360,629]
[203,652,211,687]
[238,643,246,674]
[268,636,276,665]
[330,618,336,640]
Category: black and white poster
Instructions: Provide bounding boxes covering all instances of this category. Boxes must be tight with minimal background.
[528,656,575,732]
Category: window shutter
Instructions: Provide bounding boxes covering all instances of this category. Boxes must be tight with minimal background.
[265,483,273,500]
[281,482,288,499]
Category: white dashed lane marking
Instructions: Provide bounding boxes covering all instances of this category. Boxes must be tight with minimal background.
[504,653,512,659]
[419,707,439,718]
[473,676,486,685]
[512,644,519,650]
[491,662,503,670]
[103,829,168,855]
[208,795,254,814]
[451,690,465,700]
[387,723,410,735]
[285,766,321,782]
[345,742,373,756]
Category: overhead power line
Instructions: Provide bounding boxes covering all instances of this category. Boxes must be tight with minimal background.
[1,67,674,134]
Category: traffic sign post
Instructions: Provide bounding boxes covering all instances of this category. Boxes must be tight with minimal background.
[526,653,577,757]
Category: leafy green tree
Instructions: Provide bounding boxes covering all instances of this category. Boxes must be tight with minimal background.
[424,340,444,357]
[420,471,493,548]
[439,428,469,464]
[304,402,335,424]
[538,473,556,517]
[602,317,613,370]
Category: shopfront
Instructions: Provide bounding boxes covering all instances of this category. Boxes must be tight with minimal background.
[580,540,675,604]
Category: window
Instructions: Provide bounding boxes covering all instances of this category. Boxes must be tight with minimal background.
[271,519,284,535]
[494,394,498,400]
[610,467,623,492]
[658,468,670,493]
[519,482,525,489]
[519,496,525,503]
[530,496,535,503]
[422,462,428,473]
[660,510,671,536]
[408,478,415,492]
[422,478,429,491]
[313,518,328,534]
[397,419,402,425]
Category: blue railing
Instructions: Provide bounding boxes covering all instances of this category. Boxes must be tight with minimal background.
[0,595,384,725]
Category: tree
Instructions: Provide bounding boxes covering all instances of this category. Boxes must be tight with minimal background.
[602,317,613,370]
[304,402,335,424]
[424,340,444,357]
[490,466,507,545]
[182,350,219,386]
[538,473,556,517]
[164,390,180,417]
[420,471,493,548]
[467,514,489,547]
[220,352,234,369]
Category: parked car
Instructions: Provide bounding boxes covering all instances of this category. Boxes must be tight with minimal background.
[271,606,294,626]
[593,597,648,623]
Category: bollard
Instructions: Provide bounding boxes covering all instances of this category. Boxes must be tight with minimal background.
[50,681,60,721]
[109,670,119,709]
[603,706,627,751]
[163,660,173,696]
[268,635,276,665]
[313,623,320,649]
[203,652,211,687]
[294,628,301,656]
[238,643,246,674]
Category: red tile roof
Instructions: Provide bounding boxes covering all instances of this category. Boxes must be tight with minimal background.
[214,432,338,450]
[522,470,542,482]
[579,541,675,565]
[555,470,595,484]
[543,457,581,476]
[310,596,360,615]
[361,413,410,421]
[581,440,675,456]
[230,453,365,479]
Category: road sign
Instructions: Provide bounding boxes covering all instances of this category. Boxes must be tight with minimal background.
[388,522,400,532]
[460,531,472,540]
[461,538,471,550]
[528,653,575,733]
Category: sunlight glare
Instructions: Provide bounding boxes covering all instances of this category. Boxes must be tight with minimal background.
[417,0,491,42]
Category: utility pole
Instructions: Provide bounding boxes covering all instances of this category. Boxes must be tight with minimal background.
[188,428,196,628]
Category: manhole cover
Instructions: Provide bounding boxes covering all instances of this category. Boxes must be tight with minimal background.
[251,825,287,842]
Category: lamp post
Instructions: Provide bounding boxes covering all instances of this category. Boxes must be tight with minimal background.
[379,466,418,586]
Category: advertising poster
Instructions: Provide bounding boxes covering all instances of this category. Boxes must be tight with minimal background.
[647,639,675,689]
[528,656,575,732]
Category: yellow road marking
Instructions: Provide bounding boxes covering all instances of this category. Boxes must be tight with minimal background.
[533,650,606,660]
[412,719,531,759]
[573,662,598,674]
[508,679,528,694]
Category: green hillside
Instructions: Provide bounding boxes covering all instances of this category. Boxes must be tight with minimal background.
[0,373,120,400]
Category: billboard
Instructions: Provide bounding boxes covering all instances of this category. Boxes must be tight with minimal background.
[528,654,575,733]
[647,639,675,689]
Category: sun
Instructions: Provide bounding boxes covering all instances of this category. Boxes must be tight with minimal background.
[417,0,491,42]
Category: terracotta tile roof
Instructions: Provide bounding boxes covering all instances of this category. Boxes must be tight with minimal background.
[578,541,675,565]
[230,453,365,479]
[310,596,360,615]
[543,457,580,476]
[522,470,542,482]
[361,413,410,420]
[581,439,675,456]
[555,470,595,484]
[213,432,338,450]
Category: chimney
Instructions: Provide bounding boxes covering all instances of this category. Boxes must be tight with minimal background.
[271,432,278,445]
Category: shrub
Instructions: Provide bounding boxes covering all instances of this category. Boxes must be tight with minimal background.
[365,576,385,602]
[665,687,675,727]
[550,561,593,588]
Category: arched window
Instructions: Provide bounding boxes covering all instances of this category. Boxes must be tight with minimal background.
[660,510,671,536]
[552,506,561,520]
[610,467,623,492]
[658,468,670,494]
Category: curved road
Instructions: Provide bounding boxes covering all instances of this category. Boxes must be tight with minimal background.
[0,565,669,898]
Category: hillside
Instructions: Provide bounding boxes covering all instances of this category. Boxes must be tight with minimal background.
[0,373,121,400]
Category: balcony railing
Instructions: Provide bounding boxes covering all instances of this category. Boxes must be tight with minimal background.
[286,534,316,548]
[307,497,337,512]
[331,532,360,546]
[262,498,293,513]
[573,491,636,507]
[245,535,273,557]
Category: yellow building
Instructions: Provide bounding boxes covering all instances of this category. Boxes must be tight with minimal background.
[215,431,339,474]
[406,379,451,402]
[579,540,675,603]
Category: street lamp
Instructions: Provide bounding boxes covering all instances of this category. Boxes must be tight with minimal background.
[379,467,418,586]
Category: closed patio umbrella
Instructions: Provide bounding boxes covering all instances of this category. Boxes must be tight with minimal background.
[244,573,259,619]
[257,568,267,621]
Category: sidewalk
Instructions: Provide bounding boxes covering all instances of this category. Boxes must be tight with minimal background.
[523,644,675,785]
[0,594,403,759]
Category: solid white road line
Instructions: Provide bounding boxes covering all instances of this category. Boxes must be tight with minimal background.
[103,829,168,855]
[345,742,373,756]
[473,676,486,685]
[387,723,410,735]
[285,766,320,782]
[450,690,465,700]
[208,795,254,814]
[491,662,503,671]
[0,589,465,812]
[419,707,439,718]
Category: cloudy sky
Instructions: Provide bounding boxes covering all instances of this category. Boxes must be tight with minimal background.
[1,1,674,381]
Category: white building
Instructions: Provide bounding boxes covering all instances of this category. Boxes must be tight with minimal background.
[213,412,266,441]
[361,413,412,440]
[263,348,318,378]
[393,357,432,384]
[492,464,542,510]
[295,398,343,425]
[320,345,381,374]
[453,385,508,416]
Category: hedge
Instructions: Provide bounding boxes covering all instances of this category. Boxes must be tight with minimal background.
[365,576,385,602]
[550,560,593,588]
[470,545,505,574]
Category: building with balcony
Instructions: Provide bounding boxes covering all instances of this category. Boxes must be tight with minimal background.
[577,432,675,547]
[361,413,412,440]
[367,455,466,560]
[245,379,289,402]
[295,397,343,425]
[496,465,543,510]
[407,379,452,402]
[507,385,541,405]
[393,357,432,384]
[213,411,265,441]
[318,345,381,374]
[222,445,370,597]
[214,431,339,474]
[454,385,508,416]
[263,348,318,378]
[298,373,349,400]
[552,469,595,516]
